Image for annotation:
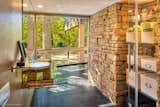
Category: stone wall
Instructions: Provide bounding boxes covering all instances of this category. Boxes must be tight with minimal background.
[89,3,128,106]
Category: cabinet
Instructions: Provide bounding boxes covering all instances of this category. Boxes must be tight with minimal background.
[141,73,158,100]
[21,62,54,88]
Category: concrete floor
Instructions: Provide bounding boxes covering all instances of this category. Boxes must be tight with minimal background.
[31,64,113,107]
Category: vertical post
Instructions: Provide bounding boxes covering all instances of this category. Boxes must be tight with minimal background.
[128,43,131,107]
[33,15,37,58]
[42,16,52,49]
[27,15,34,50]
[135,0,139,107]
[78,22,85,62]
[88,18,90,71]
[156,1,160,107]
[27,15,35,59]
[42,15,45,49]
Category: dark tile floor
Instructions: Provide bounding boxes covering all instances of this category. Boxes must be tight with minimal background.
[31,64,114,107]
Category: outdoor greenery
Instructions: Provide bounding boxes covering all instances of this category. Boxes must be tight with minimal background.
[22,15,88,48]
[23,15,28,44]
[51,17,78,47]
[37,16,43,48]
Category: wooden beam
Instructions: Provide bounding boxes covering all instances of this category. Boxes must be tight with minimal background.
[78,22,85,62]
[23,11,90,18]
[33,15,37,58]
[37,47,87,54]
[27,15,34,50]
[42,16,52,49]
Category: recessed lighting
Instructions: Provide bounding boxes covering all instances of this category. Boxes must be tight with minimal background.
[23,3,28,7]
[37,5,44,8]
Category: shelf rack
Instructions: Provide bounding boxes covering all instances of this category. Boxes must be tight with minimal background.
[127,0,160,107]
[127,43,158,107]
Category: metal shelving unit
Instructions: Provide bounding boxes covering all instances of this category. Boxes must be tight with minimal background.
[127,0,159,107]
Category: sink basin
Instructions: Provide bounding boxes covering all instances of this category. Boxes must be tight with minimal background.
[30,62,50,70]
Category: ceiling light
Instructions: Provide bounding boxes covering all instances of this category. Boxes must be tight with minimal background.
[37,5,44,8]
[23,3,28,7]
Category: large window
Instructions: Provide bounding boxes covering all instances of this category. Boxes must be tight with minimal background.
[22,14,89,65]
[23,15,88,48]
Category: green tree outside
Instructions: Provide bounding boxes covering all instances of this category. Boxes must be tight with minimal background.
[22,15,88,48]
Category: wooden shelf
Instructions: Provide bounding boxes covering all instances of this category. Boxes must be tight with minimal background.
[22,79,53,88]
[127,42,158,45]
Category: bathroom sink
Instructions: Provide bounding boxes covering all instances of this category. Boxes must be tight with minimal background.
[30,62,50,70]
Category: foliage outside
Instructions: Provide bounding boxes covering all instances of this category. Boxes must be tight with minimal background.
[23,15,88,48]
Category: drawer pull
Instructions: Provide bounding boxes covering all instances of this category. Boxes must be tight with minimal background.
[145,83,152,89]
[144,64,152,69]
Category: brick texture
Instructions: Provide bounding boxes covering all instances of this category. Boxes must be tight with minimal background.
[89,3,128,106]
